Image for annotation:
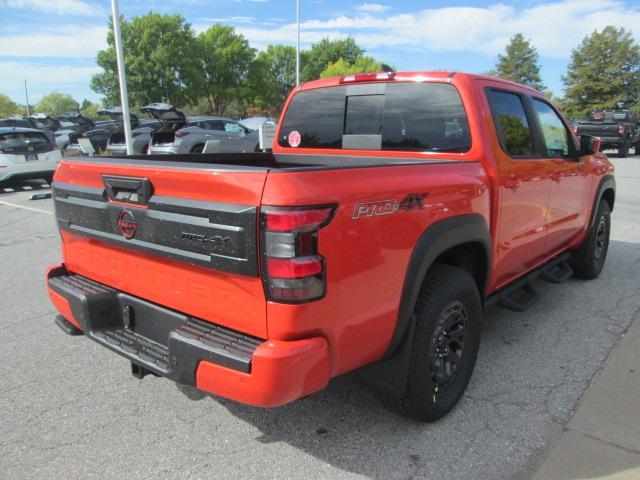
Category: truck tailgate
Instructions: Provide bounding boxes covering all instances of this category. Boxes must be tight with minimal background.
[52,158,269,338]
[577,122,619,137]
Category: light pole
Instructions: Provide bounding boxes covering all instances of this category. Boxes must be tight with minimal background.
[24,80,30,116]
[296,0,300,86]
[111,0,133,155]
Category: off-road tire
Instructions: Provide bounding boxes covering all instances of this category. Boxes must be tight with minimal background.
[570,200,611,279]
[382,264,482,422]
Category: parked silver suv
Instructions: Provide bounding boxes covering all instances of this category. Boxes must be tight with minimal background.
[145,103,260,154]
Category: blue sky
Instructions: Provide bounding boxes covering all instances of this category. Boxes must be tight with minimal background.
[1,0,639,106]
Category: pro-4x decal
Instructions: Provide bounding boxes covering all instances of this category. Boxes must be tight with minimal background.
[353,193,427,219]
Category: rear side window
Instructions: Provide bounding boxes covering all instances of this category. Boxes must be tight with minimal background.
[532,99,570,157]
[279,87,345,149]
[209,120,225,131]
[278,82,471,152]
[487,90,535,157]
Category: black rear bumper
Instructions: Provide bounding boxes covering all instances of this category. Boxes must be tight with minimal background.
[48,265,262,386]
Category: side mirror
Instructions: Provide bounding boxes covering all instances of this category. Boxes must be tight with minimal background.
[579,135,601,156]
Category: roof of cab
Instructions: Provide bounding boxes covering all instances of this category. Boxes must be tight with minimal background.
[300,71,543,95]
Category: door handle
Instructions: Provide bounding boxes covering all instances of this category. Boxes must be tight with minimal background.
[103,175,153,205]
[504,178,520,189]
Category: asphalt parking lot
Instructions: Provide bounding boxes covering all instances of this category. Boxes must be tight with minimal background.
[1,156,639,480]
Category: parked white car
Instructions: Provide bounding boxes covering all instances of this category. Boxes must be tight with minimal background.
[0,127,62,184]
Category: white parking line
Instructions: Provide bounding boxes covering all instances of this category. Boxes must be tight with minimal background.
[0,200,53,215]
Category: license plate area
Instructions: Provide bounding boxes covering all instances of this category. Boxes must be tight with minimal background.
[25,153,38,161]
[118,294,186,346]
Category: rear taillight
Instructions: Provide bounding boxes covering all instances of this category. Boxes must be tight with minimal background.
[618,124,625,134]
[175,130,188,137]
[571,125,578,135]
[260,205,336,303]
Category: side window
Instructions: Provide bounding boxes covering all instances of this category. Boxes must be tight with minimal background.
[208,120,225,131]
[487,90,535,157]
[224,121,245,133]
[532,99,570,157]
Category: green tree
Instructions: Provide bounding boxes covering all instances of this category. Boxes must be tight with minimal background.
[562,26,640,119]
[91,13,199,107]
[495,34,545,91]
[35,92,79,115]
[320,56,384,78]
[0,93,21,117]
[253,44,297,115]
[194,25,256,116]
[302,37,364,82]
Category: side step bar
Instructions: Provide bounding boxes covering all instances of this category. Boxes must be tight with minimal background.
[540,259,573,284]
[486,253,572,312]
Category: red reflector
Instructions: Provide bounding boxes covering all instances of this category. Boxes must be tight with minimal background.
[265,207,334,232]
[267,257,323,278]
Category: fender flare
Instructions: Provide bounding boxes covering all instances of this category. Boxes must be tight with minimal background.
[358,214,491,397]
[589,175,616,229]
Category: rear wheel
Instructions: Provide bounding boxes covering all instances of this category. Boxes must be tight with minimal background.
[570,200,611,279]
[191,144,204,154]
[381,264,482,422]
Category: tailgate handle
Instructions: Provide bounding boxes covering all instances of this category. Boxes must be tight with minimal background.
[103,175,153,205]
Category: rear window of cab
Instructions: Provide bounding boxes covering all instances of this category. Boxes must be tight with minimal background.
[278,82,471,153]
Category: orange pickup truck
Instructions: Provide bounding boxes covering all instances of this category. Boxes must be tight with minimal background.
[46,71,614,421]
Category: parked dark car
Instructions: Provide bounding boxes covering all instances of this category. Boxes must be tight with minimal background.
[27,114,62,146]
[80,107,141,155]
[106,109,161,155]
[54,112,95,152]
[573,110,639,156]
[60,112,119,154]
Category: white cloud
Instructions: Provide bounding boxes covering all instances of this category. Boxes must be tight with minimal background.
[0,61,101,103]
[0,25,108,58]
[0,61,100,86]
[356,3,391,14]
[4,0,102,16]
[202,0,640,59]
[199,16,256,24]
